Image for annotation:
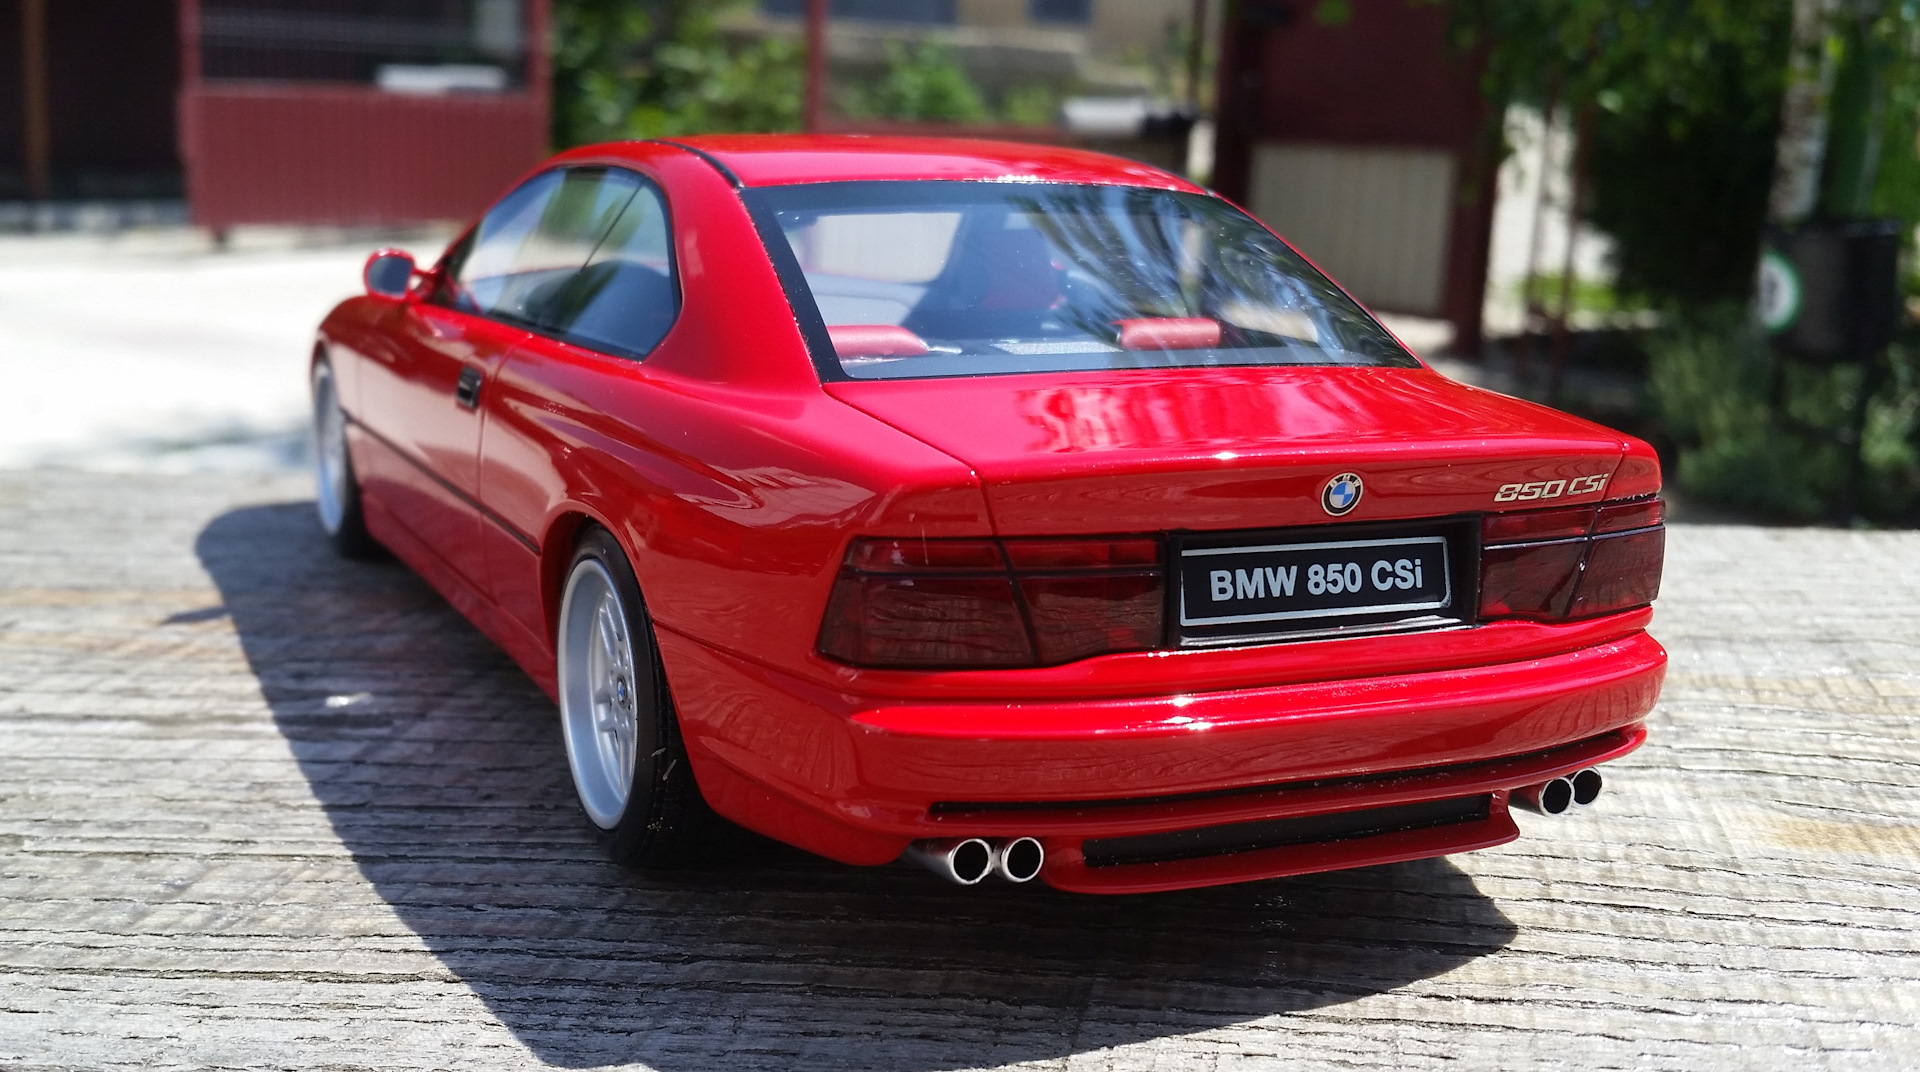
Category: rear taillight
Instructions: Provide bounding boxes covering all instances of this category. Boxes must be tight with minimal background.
[1479,497,1664,622]
[818,536,1164,669]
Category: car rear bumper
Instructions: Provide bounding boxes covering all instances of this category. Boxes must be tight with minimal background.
[659,627,1665,892]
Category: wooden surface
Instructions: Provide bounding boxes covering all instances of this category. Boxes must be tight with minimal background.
[1,471,1915,1070]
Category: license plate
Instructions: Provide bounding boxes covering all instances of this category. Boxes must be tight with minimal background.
[1178,535,1451,630]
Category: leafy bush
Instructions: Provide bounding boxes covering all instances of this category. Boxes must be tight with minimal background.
[1000,84,1060,128]
[840,41,990,123]
[1649,308,1920,520]
[552,0,801,147]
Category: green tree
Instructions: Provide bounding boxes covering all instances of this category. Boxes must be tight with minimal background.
[1445,0,1795,306]
[551,0,802,147]
[841,41,990,123]
[1445,1,1920,521]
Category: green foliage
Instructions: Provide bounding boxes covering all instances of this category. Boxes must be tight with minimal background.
[841,41,990,123]
[1312,1,1353,28]
[1649,308,1920,520]
[1517,272,1641,316]
[1447,0,1794,308]
[626,31,802,139]
[1445,0,1791,127]
[550,0,801,147]
[1820,6,1920,218]
[1000,84,1060,128]
[1586,59,1784,307]
[1446,0,1920,521]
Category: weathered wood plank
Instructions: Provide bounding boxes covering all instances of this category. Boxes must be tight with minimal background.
[2,471,1917,1070]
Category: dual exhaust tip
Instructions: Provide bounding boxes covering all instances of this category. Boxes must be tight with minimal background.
[1513,767,1605,816]
[905,836,1044,885]
[910,771,1607,883]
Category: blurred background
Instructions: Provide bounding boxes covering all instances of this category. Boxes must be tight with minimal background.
[3,0,1919,523]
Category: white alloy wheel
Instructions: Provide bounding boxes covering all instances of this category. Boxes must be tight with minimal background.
[558,557,642,829]
[312,362,350,536]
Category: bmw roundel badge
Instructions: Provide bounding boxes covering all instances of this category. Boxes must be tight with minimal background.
[1322,472,1363,516]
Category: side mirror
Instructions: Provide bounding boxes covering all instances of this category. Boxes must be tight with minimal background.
[364,249,418,299]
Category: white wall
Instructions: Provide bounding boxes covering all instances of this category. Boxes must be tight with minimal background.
[1249,143,1457,316]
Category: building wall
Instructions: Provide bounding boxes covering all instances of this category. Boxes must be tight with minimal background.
[1250,144,1457,314]
[1214,0,1495,343]
[1,0,181,199]
[767,0,1191,63]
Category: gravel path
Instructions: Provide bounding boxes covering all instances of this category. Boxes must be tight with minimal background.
[0,470,1915,1070]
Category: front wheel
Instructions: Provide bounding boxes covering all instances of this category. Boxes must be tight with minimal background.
[557,525,702,867]
[311,359,379,559]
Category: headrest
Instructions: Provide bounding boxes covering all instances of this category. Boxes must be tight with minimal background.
[828,324,931,358]
[1115,317,1223,350]
[978,229,1059,311]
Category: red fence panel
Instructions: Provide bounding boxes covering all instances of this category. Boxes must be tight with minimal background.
[181,85,546,229]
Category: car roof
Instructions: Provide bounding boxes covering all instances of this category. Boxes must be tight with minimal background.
[618,133,1207,193]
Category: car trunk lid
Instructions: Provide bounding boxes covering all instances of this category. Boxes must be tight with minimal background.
[825,366,1635,536]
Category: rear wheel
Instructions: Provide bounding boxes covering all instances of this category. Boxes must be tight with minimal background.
[311,359,379,559]
[557,525,702,867]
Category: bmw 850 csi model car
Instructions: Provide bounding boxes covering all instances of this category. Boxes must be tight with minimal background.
[310,135,1666,894]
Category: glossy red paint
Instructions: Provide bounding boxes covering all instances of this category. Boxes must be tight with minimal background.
[668,133,1204,191]
[314,134,1667,894]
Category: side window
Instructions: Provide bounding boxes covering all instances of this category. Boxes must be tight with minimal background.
[536,180,680,357]
[441,167,642,326]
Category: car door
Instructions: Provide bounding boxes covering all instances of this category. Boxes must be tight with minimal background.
[477,171,683,642]
[357,166,645,590]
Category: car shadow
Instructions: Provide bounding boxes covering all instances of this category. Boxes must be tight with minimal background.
[195,502,1519,1070]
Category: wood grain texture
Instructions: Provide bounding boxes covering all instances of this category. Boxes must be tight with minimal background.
[1,471,1915,1070]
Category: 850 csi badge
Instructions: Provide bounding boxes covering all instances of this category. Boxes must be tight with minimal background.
[1322,472,1363,516]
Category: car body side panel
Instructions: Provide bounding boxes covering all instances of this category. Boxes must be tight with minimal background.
[473,146,995,684]
[317,295,401,423]
[481,346,996,675]
[349,294,528,587]
[346,422,550,690]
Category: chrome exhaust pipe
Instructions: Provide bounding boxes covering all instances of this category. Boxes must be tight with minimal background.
[993,836,1045,883]
[1570,767,1604,807]
[905,837,994,885]
[1512,777,1575,816]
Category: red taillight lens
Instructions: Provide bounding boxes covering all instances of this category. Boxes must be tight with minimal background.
[1018,573,1164,664]
[818,573,1033,667]
[1568,527,1665,618]
[1479,541,1585,620]
[1479,497,1663,623]
[847,537,1005,572]
[1594,496,1665,533]
[1480,504,1594,544]
[1002,537,1161,570]
[819,536,1164,669]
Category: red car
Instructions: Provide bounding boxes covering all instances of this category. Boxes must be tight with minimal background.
[311,135,1665,894]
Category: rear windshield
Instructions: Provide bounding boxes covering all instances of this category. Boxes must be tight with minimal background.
[744,180,1419,381]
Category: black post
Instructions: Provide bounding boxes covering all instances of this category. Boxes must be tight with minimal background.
[1836,350,1885,523]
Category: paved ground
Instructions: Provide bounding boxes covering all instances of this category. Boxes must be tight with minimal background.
[0,227,446,472]
[0,468,1915,1071]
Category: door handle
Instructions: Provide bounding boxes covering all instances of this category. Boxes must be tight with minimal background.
[455,366,483,410]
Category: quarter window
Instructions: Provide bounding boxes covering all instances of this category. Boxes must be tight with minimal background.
[536,182,679,358]
[440,167,680,358]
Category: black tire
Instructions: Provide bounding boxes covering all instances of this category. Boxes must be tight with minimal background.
[311,358,381,560]
[556,525,704,868]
